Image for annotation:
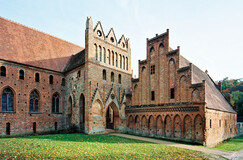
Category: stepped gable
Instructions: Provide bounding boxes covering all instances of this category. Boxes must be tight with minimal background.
[179,54,235,113]
[0,16,84,72]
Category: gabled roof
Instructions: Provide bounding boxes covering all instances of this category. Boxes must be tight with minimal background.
[0,16,84,72]
[64,49,85,72]
[179,55,236,113]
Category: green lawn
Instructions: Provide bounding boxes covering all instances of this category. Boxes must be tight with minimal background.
[213,136,243,151]
[0,134,210,159]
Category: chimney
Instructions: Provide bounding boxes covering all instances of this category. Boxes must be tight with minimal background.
[205,70,208,74]
[218,81,222,92]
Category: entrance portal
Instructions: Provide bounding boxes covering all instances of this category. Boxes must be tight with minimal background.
[105,102,119,130]
[106,106,114,129]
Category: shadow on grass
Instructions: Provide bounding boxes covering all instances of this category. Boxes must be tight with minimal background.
[15,133,152,144]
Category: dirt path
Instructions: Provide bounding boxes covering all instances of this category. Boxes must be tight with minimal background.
[111,133,243,160]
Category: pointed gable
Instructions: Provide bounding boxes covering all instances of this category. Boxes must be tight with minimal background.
[118,35,127,49]
[93,21,105,39]
[106,28,117,45]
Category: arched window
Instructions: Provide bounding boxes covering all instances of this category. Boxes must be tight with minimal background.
[19,69,24,80]
[111,72,114,82]
[52,93,60,113]
[118,74,121,84]
[119,54,122,68]
[61,78,65,86]
[94,44,97,60]
[112,51,114,66]
[123,56,125,69]
[103,69,106,80]
[99,46,102,61]
[49,75,53,84]
[29,90,39,113]
[1,66,6,77]
[2,88,14,112]
[115,53,118,67]
[126,57,128,70]
[35,73,40,82]
[108,50,111,64]
[103,48,106,63]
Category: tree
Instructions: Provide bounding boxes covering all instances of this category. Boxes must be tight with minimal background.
[222,77,231,91]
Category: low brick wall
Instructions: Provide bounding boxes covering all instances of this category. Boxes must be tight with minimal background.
[237,122,243,137]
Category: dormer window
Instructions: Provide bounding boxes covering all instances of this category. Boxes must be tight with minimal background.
[97,30,102,37]
[110,37,114,43]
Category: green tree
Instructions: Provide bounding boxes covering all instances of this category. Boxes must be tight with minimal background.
[222,77,231,91]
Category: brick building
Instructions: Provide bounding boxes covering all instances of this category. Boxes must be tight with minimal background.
[0,16,236,146]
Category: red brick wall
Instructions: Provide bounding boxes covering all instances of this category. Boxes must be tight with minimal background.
[0,61,66,136]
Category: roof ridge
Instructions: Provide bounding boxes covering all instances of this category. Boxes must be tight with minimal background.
[0,16,83,49]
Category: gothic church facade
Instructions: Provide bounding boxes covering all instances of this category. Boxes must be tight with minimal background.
[0,16,236,147]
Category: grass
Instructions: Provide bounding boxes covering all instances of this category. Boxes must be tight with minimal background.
[213,136,243,151]
[0,134,211,159]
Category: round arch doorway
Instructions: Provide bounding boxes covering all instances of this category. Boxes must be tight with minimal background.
[106,102,119,130]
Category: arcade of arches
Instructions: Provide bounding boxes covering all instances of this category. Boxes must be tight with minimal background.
[127,113,204,141]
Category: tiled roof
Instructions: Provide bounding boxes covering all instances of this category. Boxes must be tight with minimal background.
[64,49,85,72]
[0,16,84,72]
[179,55,236,113]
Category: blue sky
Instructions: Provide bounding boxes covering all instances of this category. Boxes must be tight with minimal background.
[0,0,242,80]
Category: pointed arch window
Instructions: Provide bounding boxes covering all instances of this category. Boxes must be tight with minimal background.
[29,90,39,113]
[118,74,121,84]
[108,50,111,65]
[52,93,60,113]
[35,73,40,82]
[19,69,24,80]
[111,72,114,82]
[1,66,6,77]
[119,54,122,68]
[99,45,102,61]
[2,88,14,112]
[126,57,128,70]
[103,69,107,80]
[115,53,118,67]
[123,56,125,69]
[112,51,114,66]
[103,48,106,63]
[94,44,98,60]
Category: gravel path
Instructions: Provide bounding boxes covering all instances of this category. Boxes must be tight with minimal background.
[111,133,243,160]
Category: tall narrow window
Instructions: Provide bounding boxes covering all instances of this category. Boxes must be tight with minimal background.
[33,122,36,133]
[52,93,60,113]
[108,50,111,64]
[1,66,6,77]
[6,123,10,135]
[99,46,102,61]
[210,119,212,128]
[112,51,114,66]
[61,78,65,86]
[151,91,155,101]
[120,54,122,68]
[111,72,114,82]
[49,75,53,84]
[103,48,106,63]
[150,65,155,74]
[19,69,24,80]
[126,57,128,70]
[123,56,125,69]
[118,74,121,84]
[115,53,118,67]
[219,120,221,127]
[55,122,58,131]
[103,69,106,80]
[170,88,175,99]
[2,88,14,112]
[29,90,39,113]
[77,70,81,78]
[94,44,97,60]
[35,73,40,82]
